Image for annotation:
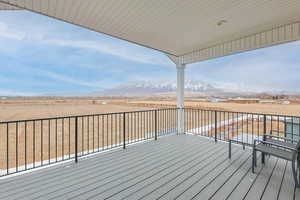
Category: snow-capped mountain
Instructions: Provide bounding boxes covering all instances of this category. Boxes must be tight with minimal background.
[91,80,298,97]
[92,80,224,97]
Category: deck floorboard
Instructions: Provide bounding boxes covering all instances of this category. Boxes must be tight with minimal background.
[0,134,298,200]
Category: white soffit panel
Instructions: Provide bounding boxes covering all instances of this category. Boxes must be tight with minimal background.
[180,22,300,64]
[0,2,19,10]
[0,0,300,64]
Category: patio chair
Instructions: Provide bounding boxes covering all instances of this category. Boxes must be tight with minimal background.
[252,131,300,187]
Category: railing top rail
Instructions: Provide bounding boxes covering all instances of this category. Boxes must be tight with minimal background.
[1,106,299,124]
[0,107,178,124]
[184,107,300,119]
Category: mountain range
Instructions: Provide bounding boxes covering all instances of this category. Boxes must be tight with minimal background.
[90,80,260,97]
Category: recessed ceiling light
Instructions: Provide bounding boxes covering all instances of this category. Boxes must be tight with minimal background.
[217,20,227,26]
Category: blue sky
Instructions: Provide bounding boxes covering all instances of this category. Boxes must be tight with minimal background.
[0,10,299,96]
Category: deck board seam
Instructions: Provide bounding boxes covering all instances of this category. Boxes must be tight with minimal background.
[259,159,279,200]
[191,154,252,200]
[66,141,215,200]
[106,142,226,200]
[3,142,180,197]
[42,140,211,200]
[224,155,262,200]
[0,134,188,185]
[1,140,201,198]
[209,155,257,200]
[277,160,288,200]
[154,148,242,200]
[171,149,247,199]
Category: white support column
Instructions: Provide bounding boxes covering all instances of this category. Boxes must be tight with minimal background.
[177,63,185,134]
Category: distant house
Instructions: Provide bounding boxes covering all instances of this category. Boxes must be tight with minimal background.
[259,100,276,104]
[210,98,228,103]
[284,118,300,141]
[228,97,260,104]
[280,100,290,105]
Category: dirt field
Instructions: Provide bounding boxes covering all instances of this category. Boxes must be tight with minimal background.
[0,97,299,174]
[127,100,300,116]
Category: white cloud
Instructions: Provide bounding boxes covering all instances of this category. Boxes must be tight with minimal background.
[0,17,172,66]
[0,22,25,40]
[41,38,171,66]
[38,69,103,88]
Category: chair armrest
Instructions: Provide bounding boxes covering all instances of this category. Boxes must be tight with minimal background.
[264,134,298,143]
[270,130,286,135]
[256,140,298,152]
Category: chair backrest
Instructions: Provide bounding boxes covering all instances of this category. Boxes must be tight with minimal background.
[296,140,300,151]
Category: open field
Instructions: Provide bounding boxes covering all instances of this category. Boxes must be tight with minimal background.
[0,97,299,174]
[0,97,299,122]
[126,99,300,116]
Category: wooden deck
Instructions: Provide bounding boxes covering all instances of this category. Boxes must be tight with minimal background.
[0,134,299,200]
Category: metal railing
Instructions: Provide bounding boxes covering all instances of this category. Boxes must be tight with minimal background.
[1,107,299,177]
[0,108,178,177]
[184,108,300,146]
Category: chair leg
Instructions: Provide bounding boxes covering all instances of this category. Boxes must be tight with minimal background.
[229,140,231,159]
[252,149,255,173]
[255,150,257,167]
[298,158,300,187]
[292,153,300,187]
[262,152,265,164]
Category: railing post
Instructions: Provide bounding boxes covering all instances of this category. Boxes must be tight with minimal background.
[75,116,78,163]
[263,114,267,135]
[215,111,217,142]
[155,110,158,140]
[123,112,126,149]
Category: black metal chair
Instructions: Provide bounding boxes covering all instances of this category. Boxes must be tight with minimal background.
[252,131,300,187]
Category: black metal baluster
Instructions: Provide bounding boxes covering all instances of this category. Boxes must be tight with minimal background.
[93,116,95,152]
[33,121,35,168]
[284,117,286,138]
[263,114,267,138]
[6,123,8,174]
[118,113,120,145]
[252,114,254,144]
[257,114,260,139]
[292,117,294,141]
[110,114,112,148]
[41,120,43,165]
[241,113,244,144]
[16,123,18,172]
[135,112,137,141]
[123,112,126,149]
[25,121,27,170]
[227,112,229,140]
[214,111,217,142]
[82,117,84,155]
[140,112,142,140]
[113,114,116,146]
[87,116,90,152]
[62,119,64,161]
[247,113,249,145]
[102,115,104,150]
[55,119,57,162]
[48,120,50,164]
[155,110,157,140]
[75,117,78,163]
[277,116,279,135]
[98,115,100,152]
[270,115,273,133]
[223,111,225,140]
[68,118,70,159]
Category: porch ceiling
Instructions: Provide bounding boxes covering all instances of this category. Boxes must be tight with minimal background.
[1,0,300,64]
